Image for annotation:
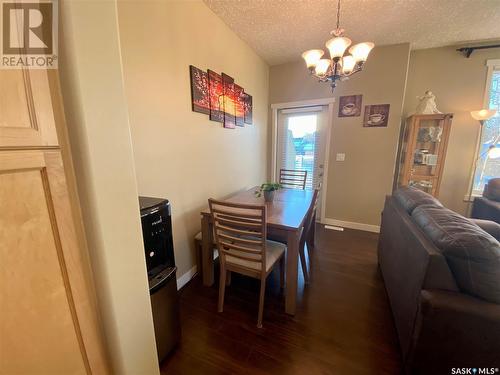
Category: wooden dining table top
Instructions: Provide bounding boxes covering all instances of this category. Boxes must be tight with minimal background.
[201,186,313,231]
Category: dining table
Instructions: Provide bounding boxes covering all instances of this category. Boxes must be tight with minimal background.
[200,186,314,315]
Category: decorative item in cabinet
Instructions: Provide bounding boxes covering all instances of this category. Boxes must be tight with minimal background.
[397,113,453,197]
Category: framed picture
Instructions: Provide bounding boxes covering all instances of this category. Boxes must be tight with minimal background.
[339,94,362,117]
[208,70,224,122]
[234,84,245,127]
[189,65,210,115]
[363,104,390,127]
[243,93,253,124]
[222,73,236,129]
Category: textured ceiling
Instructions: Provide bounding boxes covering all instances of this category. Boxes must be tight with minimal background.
[204,0,500,66]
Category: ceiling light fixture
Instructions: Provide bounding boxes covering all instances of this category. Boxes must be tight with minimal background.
[301,0,374,92]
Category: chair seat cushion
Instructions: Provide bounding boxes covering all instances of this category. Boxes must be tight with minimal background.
[412,205,500,303]
[225,240,285,272]
[393,186,443,214]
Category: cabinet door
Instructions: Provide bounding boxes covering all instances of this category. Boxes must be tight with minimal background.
[0,150,107,374]
[0,69,59,148]
[398,114,452,197]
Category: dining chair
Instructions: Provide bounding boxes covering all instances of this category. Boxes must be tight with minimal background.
[279,169,307,190]
[302,188,320,260]
[208,199,286,328]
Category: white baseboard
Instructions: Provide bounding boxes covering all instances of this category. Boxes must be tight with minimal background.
[324,225,344,231]
[321,218,380,233]
[176,265,198,290]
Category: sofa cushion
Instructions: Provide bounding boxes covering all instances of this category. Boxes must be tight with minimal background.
[412,205,500,304]
[393,186,443,214]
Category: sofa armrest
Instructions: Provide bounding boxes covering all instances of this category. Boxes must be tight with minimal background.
[408,289,500,374]
[471,218,500,242]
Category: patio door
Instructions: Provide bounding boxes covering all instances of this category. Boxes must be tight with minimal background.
[276,105,329,214]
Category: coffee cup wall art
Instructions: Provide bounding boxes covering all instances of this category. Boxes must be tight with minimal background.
[189,65,253,129]
[338,94,362,117]
[363,104,390,127]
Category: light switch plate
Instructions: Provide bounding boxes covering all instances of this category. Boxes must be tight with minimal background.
[336,153,345,161]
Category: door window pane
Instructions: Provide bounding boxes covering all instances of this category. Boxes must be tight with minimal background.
[282,114,317,189]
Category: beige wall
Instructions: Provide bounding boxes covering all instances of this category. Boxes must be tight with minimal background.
[117,0,269,278]
[404,44,500,215]
[269,44,410,227]
[59,1,159,374]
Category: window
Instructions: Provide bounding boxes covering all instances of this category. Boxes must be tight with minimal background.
[472,61,500,195]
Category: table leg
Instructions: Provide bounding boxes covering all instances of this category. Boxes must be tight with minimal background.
[285,230,299,315]
[201,214,214,286]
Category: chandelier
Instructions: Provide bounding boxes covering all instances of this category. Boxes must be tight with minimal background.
[301,0,374,92]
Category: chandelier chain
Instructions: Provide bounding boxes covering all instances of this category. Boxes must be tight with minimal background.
[336,0,341,30]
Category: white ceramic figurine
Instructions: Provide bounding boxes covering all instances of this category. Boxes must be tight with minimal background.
[415,90,442,114]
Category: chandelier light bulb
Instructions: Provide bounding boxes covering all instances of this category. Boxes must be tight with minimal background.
[341,55,356,74]
[302,49,324,69]
[315,59,331,76]
[349,42,374,63]
[325,36,351,60]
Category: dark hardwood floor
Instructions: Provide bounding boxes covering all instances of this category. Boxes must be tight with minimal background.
[161,226,401,374]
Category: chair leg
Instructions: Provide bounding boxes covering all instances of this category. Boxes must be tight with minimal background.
[257,278,266,328]
[218,265,227,313]
[305,227,315,259]
[299,242,309,284]
[279,256,285,289]
[305,239,313,259]
[226,271,232,286]
[195,240,202,277]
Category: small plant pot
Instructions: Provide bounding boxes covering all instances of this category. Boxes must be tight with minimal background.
[263,190,275,203]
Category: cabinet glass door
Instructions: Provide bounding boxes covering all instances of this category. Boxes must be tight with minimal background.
[397,114,452,197]
[410,119,444,178]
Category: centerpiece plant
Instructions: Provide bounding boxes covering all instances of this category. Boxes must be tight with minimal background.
[255,183,282,202]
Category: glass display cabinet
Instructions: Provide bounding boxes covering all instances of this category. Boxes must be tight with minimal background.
[397,114,453,197]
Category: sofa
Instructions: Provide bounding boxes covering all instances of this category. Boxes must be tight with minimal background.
[471,178,500,224]
[378,187,500,374]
